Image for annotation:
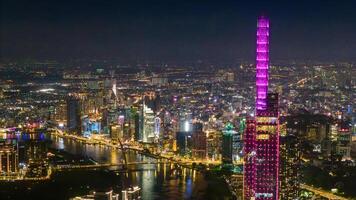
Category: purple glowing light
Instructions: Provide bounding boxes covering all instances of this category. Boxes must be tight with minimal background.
[256,15,269,111]
[245,15,280,200]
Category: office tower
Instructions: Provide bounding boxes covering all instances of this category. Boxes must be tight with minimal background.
[179,110,193,133]
[25,138,48,162]
[206,129,222,161]
[142,104,155,143]
[280,134,300,199]
[233,118,245,164]
[222,123,236,164]
[192,122,207,160]
[176,131,193,156]
[243,118,256,199]
[110,124,123,142]
[66,97,81,134]
[134,111,141,141]
[254,93,280,200]
[244,16,280,200]
[154,117,161,139]
[82,115,101,137]
[336,123,352,160]
[54,103,67,127]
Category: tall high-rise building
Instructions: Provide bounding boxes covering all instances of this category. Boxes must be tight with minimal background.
[0,141,19,175]
[141,104,155,143]
[192,122,206,160]
[280,134,300,199]
[179,110,193,133]
[134,110,141,141]
[255,16,269,112]
[110,124,123,142]
[176,131,192,156]
[222,123,236,164]
[154,117,161,140]
[244,15,280,200]
[336,123,352,160]
[206,130,222,161]
[66,97,81,134]
[243,118,256,199]
[233,118,245,164]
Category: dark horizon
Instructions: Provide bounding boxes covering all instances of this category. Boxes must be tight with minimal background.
[1,0,356,63]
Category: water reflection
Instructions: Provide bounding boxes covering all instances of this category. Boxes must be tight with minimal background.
[47,134,232,200]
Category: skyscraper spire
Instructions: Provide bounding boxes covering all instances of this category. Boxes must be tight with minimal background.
[256,15,269,111]
[244,15,279,200]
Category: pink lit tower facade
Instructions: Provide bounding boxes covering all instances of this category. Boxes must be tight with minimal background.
[244,15,280,200]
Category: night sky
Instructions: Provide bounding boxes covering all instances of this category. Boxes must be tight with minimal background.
[1,0,356,63]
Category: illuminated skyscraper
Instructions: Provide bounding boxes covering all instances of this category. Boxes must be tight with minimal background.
[192,122,206,160]
[154,117,161,139]
[256,15,269,111]
[243,118,256,199]
[222,123,236,164]
[142,104,155,143]
[244,15,280,200]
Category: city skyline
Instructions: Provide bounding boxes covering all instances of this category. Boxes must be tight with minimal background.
[0,1,355,200]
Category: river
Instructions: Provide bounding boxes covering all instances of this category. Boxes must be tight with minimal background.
[10,134,232,200]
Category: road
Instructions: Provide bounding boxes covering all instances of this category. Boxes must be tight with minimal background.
[300,184,348,200]
[54,161,170,170]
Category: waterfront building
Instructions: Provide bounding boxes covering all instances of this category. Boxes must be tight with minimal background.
[176,131,192,156]
[142,104,155,143]
[54,103,67,126]
[206,130,222,161]
[121,186,142,200]
[192,122,207,160]
[0,141,18,175]
[67,97,82,134]
[82,115,101,137]
[110,124,123,142]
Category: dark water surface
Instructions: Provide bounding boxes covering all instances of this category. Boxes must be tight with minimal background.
[0,134,233,200]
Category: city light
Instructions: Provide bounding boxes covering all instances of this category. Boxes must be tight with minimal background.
[0,2,355,200]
